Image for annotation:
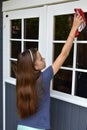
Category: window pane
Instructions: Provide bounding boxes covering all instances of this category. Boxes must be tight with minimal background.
[10,41,21,58]
[24,42,38,50]
[11,19,21,39]
[53,69,72,94]
[78,13,87,40]
[24,18,39,39]
[54,14,73,40]
[76,43,87,69]
[53,43,73,67]
[54,13,87,41]
[75,72,87,98]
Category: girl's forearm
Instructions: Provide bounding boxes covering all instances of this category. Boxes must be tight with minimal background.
[61,26,77,57]
[52,14,84,75]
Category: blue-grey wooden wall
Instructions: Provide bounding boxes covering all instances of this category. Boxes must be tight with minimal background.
[0,0,3,130]
[5,83,18,130]
[6,83,87,130]
[50,98,87,130]
[1,1,87,130]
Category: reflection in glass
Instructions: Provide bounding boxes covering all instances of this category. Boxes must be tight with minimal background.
[53,69,72,94]
[54,14,73,40]
[75,72,87,98]
[24,42,38,50]
[11,19,21,39]
[11,41,21,58]
[76,43,87,69]
[10,60,16,78]
[53,43,73,67]
[78,13,87,40]
[24,18,39,39]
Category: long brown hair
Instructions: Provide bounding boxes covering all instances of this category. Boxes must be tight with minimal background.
[16,49,41,118]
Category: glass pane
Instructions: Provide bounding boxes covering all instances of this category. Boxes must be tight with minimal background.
[53,69,72,94]
[78,13,87,40]
[54,14,73,40]
[10,60,16,78]
[53,43,73,67]
[11,19,21,39]
[24,18,39,39]
[11,41,21,58]
[75,72,87,98]
[24,42,38,50]
[76,43,87,69]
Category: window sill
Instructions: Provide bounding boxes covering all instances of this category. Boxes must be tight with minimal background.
[5,78,87,108]
[5,78,16,86]
[50,90,87,108]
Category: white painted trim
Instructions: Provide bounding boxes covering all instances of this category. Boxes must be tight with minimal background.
[3,12,10,130]
[5,78,16,85]
[5,78,87,108]
[2,0,78,12]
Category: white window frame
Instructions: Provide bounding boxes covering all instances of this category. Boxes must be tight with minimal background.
[3,7,47,83]
[46,1,87,107]
[3,6,48,130]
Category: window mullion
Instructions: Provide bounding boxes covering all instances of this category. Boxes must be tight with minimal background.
[21,18,24,52]
[71,38,77,95]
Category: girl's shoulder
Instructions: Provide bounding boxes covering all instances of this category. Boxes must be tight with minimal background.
[41,65,54,81]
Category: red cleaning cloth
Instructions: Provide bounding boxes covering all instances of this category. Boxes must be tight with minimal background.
[74,8,86,37]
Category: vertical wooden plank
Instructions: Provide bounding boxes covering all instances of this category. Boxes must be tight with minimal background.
[50,98,72,130]
[50,98,59,130]
[67,104,79,130]
[78,107,87,130]
[62,101,71,130]
[6,83,18,130]
[57,100,65,130]
[55,99,64,130]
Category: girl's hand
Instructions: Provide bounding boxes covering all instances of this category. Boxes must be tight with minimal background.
[72,13,84,30]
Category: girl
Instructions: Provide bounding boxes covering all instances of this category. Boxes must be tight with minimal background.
[16,14,84,130]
